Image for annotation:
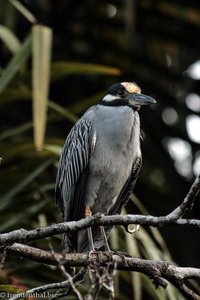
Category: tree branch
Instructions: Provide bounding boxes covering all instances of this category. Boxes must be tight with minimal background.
[0,215,200,249]
[166,174,200,219]
[4,243,200,300]
[1,174,200,300]
[0,173,199,249]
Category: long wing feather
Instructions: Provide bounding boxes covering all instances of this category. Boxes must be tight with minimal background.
[110,156,142,214]
[55,116,96,250]
[103,156,142,239]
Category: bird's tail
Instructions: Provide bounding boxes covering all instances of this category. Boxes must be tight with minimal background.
[62,232,74,252]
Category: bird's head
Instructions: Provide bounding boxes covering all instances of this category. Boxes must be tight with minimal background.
[101,82,156,110]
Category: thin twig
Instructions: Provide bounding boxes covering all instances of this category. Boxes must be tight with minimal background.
[49,243,83,300]
[9,267,87,300]
[0,246,7,274]
[169,280,200,300]
[167,174,200,220]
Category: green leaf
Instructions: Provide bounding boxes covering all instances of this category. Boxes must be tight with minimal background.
[0,121,32,141]
[0,87,31,103]
[51,61,121,81]
[0,285,23,293]
[0,35,31,93]
[44,144,62,155]
[32,25,52,151]
[0,25,21,53]
[0,198,49,231]
[130,194,171,257]
[68,91,104,114]
[9,0,37,23]
[0,157,55,211]
[48,100,78,123]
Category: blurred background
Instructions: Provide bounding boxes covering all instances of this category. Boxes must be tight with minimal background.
[0,0,200,299]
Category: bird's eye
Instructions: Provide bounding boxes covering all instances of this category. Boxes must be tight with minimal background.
[117,90,126,97]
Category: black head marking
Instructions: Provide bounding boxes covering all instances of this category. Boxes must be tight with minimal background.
[107,83,126,96]
[100,82,154,110]
[100,83,129,106]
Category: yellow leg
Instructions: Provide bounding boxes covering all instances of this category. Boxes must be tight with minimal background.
[100,225,110,252]
[85,207,95,251]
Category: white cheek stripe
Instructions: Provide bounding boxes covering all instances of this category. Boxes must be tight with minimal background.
[103,94,118,102]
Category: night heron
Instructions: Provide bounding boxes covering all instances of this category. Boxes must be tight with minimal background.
[55,82,156,252]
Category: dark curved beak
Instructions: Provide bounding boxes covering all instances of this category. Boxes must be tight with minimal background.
[128,93,156,106]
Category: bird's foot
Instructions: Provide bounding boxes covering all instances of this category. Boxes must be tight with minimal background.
[111,250,132,267]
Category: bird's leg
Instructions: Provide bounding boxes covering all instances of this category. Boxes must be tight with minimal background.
[87,227,95,251]
[100,225,110,252]
[99,225,114,297]
[85,207,95,251]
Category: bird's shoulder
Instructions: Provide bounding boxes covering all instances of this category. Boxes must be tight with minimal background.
[65,107,96,146]
[56,107,97,186]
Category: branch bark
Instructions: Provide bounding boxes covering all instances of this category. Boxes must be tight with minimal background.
[5,243,200,300]
[1,174,200,300]
[0,215,200,249]
[0,174,199,248]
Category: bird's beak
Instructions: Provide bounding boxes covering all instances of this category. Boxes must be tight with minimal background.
[128,93,156,107]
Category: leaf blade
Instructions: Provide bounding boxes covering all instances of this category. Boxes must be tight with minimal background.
[32,25,52,150]
[0,24,21,53]
[0,157,55,211]
[51,61,121,81]
[0,35,31,93]
[9,0,37,23]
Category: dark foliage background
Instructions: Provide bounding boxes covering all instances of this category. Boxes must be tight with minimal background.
[0,0,200,299]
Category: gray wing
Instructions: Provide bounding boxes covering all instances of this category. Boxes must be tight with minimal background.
[55,116,96,249]
[109,156,142,215]
[103,156,142,239]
